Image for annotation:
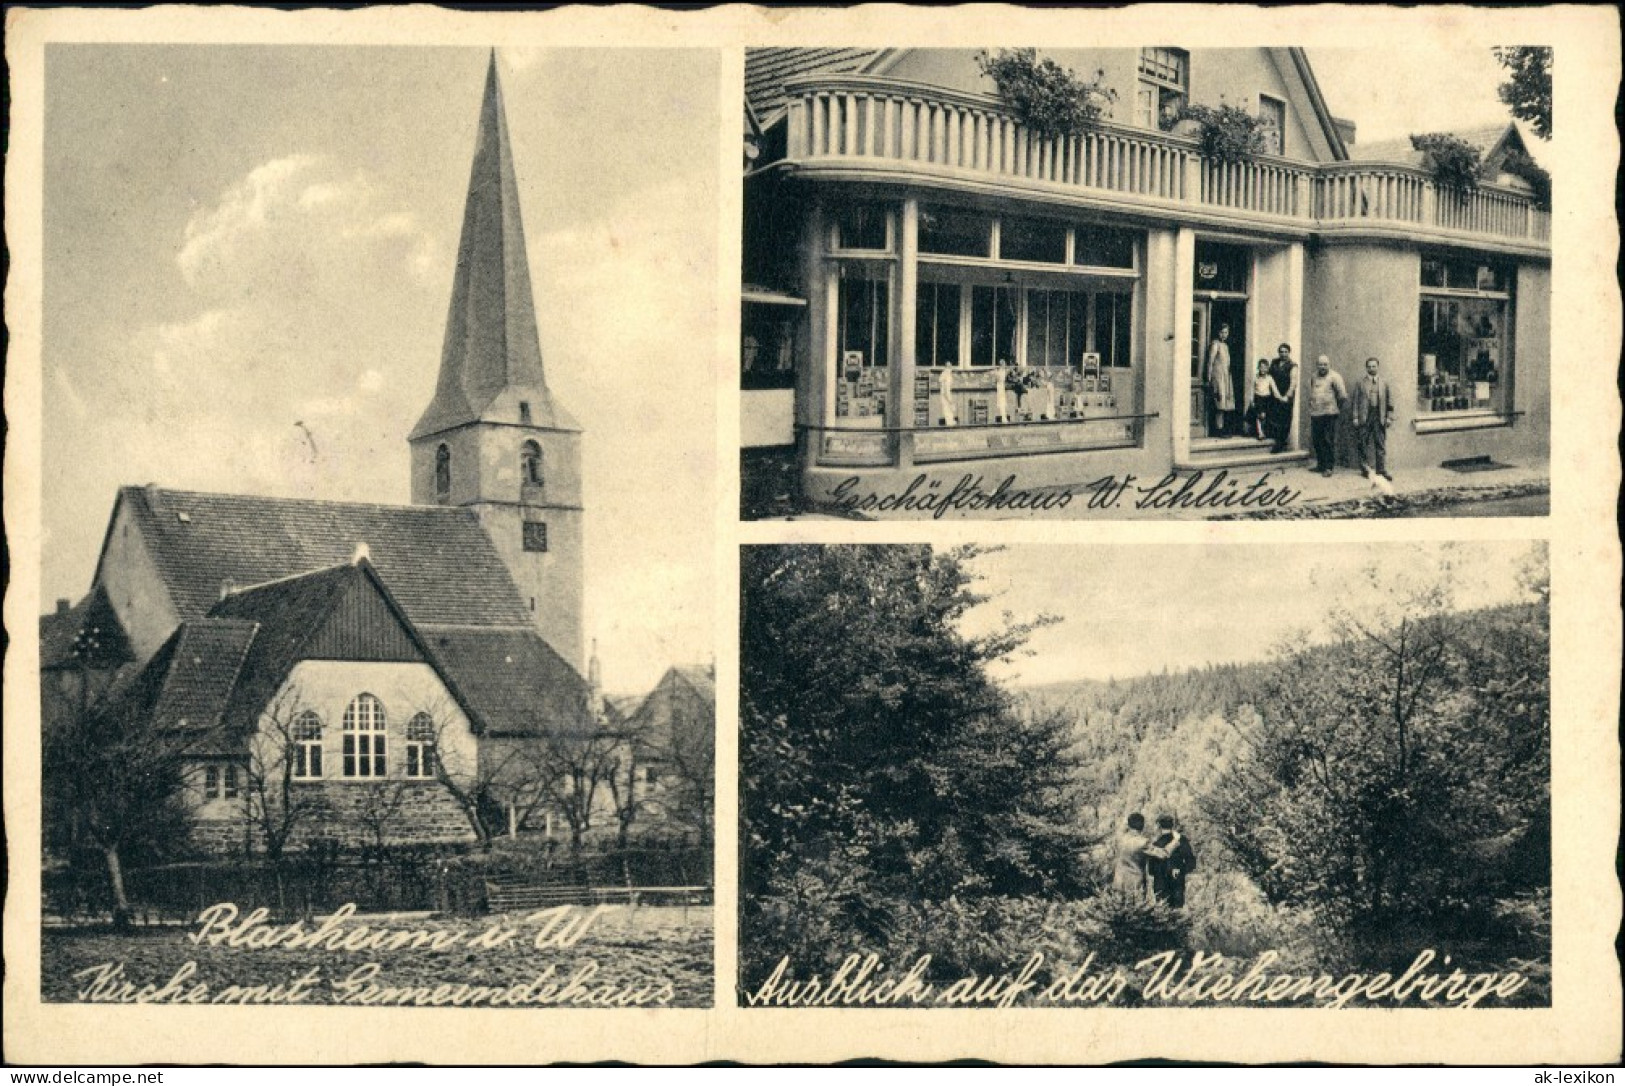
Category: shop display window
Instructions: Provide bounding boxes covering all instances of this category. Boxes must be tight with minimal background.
[916,281,962,367]
[969,285,1020,366]
[1074,224,1138,270]
[1417,259,1513,416]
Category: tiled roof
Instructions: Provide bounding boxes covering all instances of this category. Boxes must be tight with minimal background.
[1347,124,1518,167]
[108,618,261,755]
[671,665,716,705]
[745,47,888,125]
[113,486,534,629]
[423,625,593,738]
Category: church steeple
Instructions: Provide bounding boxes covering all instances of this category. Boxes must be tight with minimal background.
[409,52,586,675]
[411,51,577,440]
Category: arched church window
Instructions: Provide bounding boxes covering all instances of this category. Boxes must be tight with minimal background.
[291,710,324,779]
[521,440,544,489]
[405,712,437,778]
[434,445,451,504]
[342,694,387,778]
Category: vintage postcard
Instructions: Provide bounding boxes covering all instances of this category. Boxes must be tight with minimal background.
[5,2,1621,1068]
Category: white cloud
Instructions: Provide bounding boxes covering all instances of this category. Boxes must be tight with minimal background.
[175,155,439,292]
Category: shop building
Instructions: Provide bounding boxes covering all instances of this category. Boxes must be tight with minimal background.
[742,48,1550,505]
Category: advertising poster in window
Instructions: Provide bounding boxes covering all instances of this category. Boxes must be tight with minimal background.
[4,3,1621,1070]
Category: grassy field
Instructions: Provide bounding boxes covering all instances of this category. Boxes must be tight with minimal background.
[43,905,713,1007]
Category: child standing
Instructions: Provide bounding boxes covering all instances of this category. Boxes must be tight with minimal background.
[1244,359,1272,440]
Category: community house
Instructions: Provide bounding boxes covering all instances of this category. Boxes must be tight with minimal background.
[41,56,711,858]
[741,48,1550,505]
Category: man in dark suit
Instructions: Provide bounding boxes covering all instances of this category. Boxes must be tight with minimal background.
[1351,356,1395,480]
[1145,815,1197,908]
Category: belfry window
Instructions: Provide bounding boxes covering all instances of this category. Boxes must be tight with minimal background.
[342,694,388,778]
[521,440,544,488]
[434,445,451,504]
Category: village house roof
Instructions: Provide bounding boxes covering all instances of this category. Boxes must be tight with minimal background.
[39,583,134,672]
[411,51,577,440]
[101,485,536,630]
[109,558,593,747]
[1346,123,1528,171]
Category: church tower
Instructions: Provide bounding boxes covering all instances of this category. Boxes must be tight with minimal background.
[410,53,584,673]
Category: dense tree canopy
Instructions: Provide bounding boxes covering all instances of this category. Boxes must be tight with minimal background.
[1495,46,1552,139]
[741,545,1094,961]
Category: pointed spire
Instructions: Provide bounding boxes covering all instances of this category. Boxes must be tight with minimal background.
[412,52,577,439]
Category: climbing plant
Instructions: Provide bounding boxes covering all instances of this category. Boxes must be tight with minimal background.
[1172,103,1269,166]
[1410,132,1485,197]
[975,49,1117,142]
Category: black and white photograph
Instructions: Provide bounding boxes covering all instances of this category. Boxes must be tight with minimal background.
[5,2,1620,1071]
[740,542,1551,1009]
[34,44,717,1007]
[740,46,1552,521]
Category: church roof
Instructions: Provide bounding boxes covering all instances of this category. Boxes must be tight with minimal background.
[111,558,591,744]
[110,617,261,754]
[411,52,578,440]
[105,485,535,630]
[425,626,593,738]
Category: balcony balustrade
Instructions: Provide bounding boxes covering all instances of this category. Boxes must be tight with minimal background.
[780,75,1548,249]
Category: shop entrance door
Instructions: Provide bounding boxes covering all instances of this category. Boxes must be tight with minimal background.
[1190,299,1248,440]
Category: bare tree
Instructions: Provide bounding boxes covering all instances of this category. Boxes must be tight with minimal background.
[242,686,332,865]
[537,725,621,852]
[43,650,200,927]
[603,714,658,849]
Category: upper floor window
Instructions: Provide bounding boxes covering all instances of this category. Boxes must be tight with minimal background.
[999,216,1068,264]
[1258,94,1286,155]
[833,202,889,251]
[434,445,451,505]
[1137,47,1189,129]
[521,440,544,488]
[519,401,532,424]
[919,206,991,258]
[342,694,387,778]
[291,710,324,779]
[404,712,437,779]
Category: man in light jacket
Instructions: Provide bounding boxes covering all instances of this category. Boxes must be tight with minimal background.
[1351,356,1395,480]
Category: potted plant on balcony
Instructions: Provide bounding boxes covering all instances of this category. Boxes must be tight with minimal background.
[975,48,1118,141]
[1409,132,1484,198]
[1169,102,1269,165]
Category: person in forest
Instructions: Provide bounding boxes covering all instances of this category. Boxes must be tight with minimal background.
[1113,812,1152,897]
[1144,814,1198,908]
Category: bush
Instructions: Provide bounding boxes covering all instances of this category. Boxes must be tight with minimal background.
[1077,888,1190,965]
[1410,132,1484,196]
[975,49,1117,142]
[1173,103,1269,165]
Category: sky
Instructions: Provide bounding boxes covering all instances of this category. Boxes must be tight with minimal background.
[962,541,1547,688]
[41,45,719,694]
